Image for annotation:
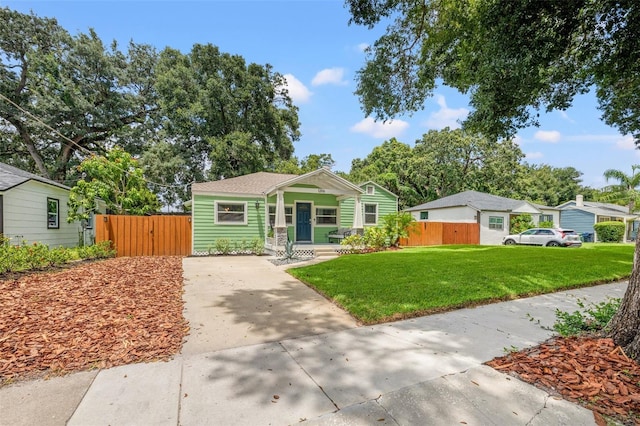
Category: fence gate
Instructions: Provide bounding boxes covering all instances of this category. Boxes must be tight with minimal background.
[400,222,480,246]
[95,215,192,257]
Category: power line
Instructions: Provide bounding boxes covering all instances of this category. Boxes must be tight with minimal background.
[0,92,188,190]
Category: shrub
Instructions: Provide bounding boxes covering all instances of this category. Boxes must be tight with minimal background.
[593,221,625,242]
[554,298,621,336]
[363,227,388,250]
[251,238,264,256]
[341,233,366,253]
[382,212,415,247]
[25,242,50,270]
[48,246,73,266]
[538,220,554,228]
[510,214,535,234]
[215,238,231,255]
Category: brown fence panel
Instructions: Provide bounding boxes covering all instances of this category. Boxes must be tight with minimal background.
[400,222,479,247]
[95,214,192,256]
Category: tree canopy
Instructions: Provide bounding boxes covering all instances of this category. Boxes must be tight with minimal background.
[348,0,640,142]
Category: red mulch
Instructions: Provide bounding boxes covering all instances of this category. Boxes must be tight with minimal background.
[487,336,640,425]
[0,256,187,385]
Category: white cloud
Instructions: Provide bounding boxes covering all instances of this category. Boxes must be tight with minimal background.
[615,135,635,150]
[533,130,561,143]
[311,68,348,86]
[513,134,524,146]
[558,111,575,123]
[283,74,312,104]
[423,95,469,130]
[350,117,409,139]
[525,151,544,160]
[356,43,369,52]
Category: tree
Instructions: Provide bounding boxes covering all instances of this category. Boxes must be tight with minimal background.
[347,1,640,141]
[67,147,160,221]
[273,153,336,175]
[347,0,640,358]
[0,8,158,183]
[155,43,300,183]
[517,164,583,207]
[602,165,640,214]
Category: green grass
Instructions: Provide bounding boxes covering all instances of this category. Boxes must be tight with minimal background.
[287,244,634,324]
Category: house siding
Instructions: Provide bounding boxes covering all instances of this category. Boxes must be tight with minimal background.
[1,181,80,247]
[193,194,266,252]
[340,183,398,228]
[560,209,595,235]
[479,211,510,245]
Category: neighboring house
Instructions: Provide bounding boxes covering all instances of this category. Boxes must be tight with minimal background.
[558,195,639,242]
[0,162,100,247]
[190,169,398,254]
[405,190,559,245]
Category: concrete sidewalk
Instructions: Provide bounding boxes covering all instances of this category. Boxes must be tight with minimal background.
[0,256,627,425]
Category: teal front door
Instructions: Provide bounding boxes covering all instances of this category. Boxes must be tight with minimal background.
[296,202,312,242]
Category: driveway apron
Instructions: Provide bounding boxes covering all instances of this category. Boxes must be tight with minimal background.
[180,256,359,355]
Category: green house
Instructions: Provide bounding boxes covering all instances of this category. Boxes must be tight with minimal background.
[190,168,398,254]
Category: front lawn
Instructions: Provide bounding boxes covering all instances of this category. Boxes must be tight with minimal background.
[288,244,634,324]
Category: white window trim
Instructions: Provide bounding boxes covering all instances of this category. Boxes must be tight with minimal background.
[366,185,375,195]
[268,204,294,226]
[363,202,378,225]
[314,205,339,227]
[488,216,504,230]
[215,201,248,225]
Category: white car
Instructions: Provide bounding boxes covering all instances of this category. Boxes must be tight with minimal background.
[502,228,582,247]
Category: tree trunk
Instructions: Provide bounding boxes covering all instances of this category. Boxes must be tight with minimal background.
[608,237,640,360]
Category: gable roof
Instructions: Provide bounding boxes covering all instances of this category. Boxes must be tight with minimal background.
[557,200,636,218]
[359,181,399,198]
[405,190,552,213]
[0,162,70,191]
[191,169,364,197]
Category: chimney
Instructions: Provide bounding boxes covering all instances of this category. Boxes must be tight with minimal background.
[576,194,584,207]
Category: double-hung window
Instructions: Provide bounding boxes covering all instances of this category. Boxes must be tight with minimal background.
[47,198,59,229]
[316,207,337,225]
[364,203,377,225]
[215,202,247,225]
[268,205,293,225]
[488,216,504,230]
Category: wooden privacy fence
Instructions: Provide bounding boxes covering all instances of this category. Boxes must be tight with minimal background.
[95,215,191,257]
[400,222,480,246]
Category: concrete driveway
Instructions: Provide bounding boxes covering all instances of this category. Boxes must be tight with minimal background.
[181,256,358,355]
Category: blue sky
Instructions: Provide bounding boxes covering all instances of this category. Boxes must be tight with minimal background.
[4,0,637,189]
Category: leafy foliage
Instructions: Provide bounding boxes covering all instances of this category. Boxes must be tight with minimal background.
[594,221,626,243]
[382,212,415,247]
[67,148,160,221]
[510,214,535,234]
[554,298,621,337]
[601,165,640,213]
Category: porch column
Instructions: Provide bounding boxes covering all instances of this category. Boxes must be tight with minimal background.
[275,190,287,246]
[353,194,364,235]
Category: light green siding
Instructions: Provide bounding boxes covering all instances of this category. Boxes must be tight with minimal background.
[340,182,398,228]
[193,195,266,252]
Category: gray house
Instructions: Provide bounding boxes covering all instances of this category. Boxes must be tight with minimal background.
[558,195,639,242]
[405,190,559,245]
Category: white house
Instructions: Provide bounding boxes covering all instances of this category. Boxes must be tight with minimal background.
[405,190,559,245]
[0,162,100,247]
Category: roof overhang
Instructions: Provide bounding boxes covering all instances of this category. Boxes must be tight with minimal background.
[265,168,364,197]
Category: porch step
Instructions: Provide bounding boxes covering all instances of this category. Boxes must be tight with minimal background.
[314,247,340,257]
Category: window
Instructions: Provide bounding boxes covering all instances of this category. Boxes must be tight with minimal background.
[364,203,377,225]
[47,198,59,229]
[488,216,504,230]
[316,207,337,225]
[420,211,429,220]
[539,214,553,223]
[598,216,623,222]
[215,202,247,224]
[268,205,293,225]
[366,185,375,195]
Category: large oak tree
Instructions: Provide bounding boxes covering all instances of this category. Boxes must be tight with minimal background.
[347,0,640,358]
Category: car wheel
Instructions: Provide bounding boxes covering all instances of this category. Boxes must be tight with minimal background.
[546,241,560,247]
[504,239,516,245]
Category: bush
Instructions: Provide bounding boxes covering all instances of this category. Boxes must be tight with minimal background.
[538,220,554,228]
[341,233,366,253]
[382,212,415,247]
[554,298,621,336]
[593,221,625,242]
[510,214,535,234]
[215,238,231,255]
[363,227,388,250]
[251,238,264,256]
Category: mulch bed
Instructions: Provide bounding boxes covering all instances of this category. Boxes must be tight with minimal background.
[0,256,187,386]
[487,336,640,425]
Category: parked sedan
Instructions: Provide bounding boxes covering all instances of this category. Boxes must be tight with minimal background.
[502,228,582,247]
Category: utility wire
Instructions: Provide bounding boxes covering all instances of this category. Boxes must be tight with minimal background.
[0,92,189,190]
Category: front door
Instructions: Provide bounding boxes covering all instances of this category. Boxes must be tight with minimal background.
[296,202,312,242]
